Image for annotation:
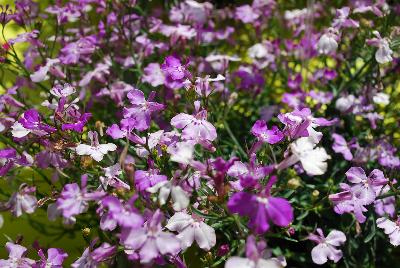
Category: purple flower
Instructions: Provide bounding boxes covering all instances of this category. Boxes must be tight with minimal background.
[235,5,259,24]
[72,242,117,268]
[6,184,37,217]
[60,36,96,65]
[251,120,284,144]
[61,113,91,133]
[332,133,353,161]
[120,210,181,263]
[142,63,165,87]
[332,7,359,29]
[225,235,286,268]
[99,163,130,190]
[171,105,217,144]
[227,177,293,234]
[98,195,143,231]
[161,56,189,81]
[123,89,165,131]
[308,228,346,265]
[377,217,400,246]
[12,109,56,138]
[57,175,105,219]
[329,167,388,223]
[0,242,35,268]
[36,248,68,268]
[134,169,167,192]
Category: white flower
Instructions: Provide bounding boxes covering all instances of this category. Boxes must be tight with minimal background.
[167,141,195,165]
[377,217,400,246]
[147,181,190,211]
[30,58,60,82]
[225,257,285,268]
[309,229,346,265]
[373,92,390,105]
[166,212,216,250]
[317,28,339,55]
[277,137,331,176]
[75,131,117,162]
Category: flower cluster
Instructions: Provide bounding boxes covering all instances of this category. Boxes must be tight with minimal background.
[0,0,399,267]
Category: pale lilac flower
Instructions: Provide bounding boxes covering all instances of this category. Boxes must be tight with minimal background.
[166,211,216,250]
[191,74,225,97]
[205,54,241,72]
[96,81,133,106]
[57,176,105,219]
[308,229,346,265]
[30,58,63,82]
[329,167,388,223]
[225,235,286,268]
[60,36,96,64]
[98,196,143,231]
[367,31,393,64]
[123,89,165,131]
[120,210,181,263]
[50,83,76,98]
[332,7,359,29]
[75,131,117,162]
[0,242,35,268]
[374,185,395,217]
[147,180,190,211]
[235,5,259,24]
[142,63,165,87]
[377,217,400,246]
[316,28,339,55]
[36,248,68,268]
[167,141,195,165]
[335,94,356,112]
[79,58,112,87]
[100,163,130,190]
[171,105,217,144]
[72,242,116,268]
[228,177,293,234]
[332,133,353,161]
[6,184,37,217]
[277,137,331,176]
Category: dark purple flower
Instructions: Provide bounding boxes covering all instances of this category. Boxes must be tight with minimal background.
[135,169,167,192]
[161,55,189,81]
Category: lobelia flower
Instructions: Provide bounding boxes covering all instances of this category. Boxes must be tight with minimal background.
[171,102,217,145]
[50,83,76,98]
[190,74,225,97]
[98,195,143,231]
[147,179,190,211]
[377,217,400,246]
[277,137,331,176]
[72,242,117,268]
[329,167,388,223]
[11,109,56,138]
[166,211,216,251]
[367,31,393,64]
[61,112,92,133]
[167,141,195,165]
[316,28,339,55]
[30,58,64,82]
[75,131,117,162]
[332,133,353,161]
[56,175,105,219]
[235,5,260,24]
[332,7,359,29]
[123,89,165,131]
[161,55,189,81]
[6,184,37,217]
[35,248,68,268]
[225,235,286,268]
[278,108,336,143]
[120,209,181,264]
[142,63,165,87]
[308,228,346,265]
[250,120,284,153]
[134,169,168,192]
[227,176,293,234]
[99,163,130,190]
[0,242,35,268]
[335,94,356,112]
[60,36,96,65]
[374,185,395,217]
